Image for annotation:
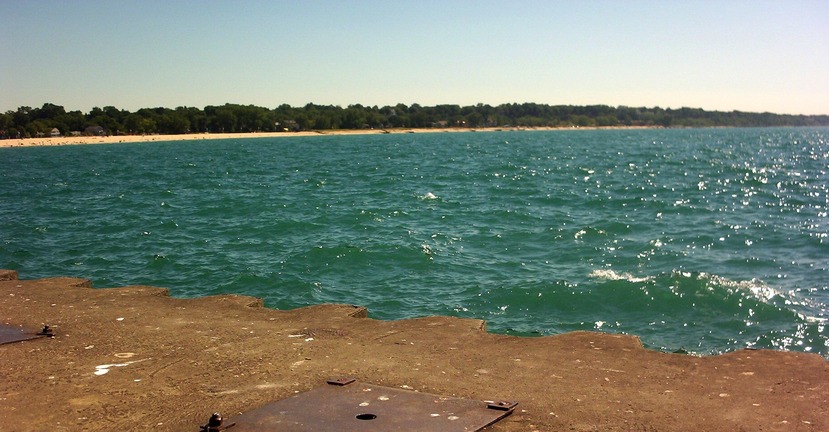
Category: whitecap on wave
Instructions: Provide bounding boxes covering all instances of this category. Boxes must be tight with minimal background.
[693,272,779,302]
[419,192,439,200]
[588,269,782,304]
[588,269,653,283]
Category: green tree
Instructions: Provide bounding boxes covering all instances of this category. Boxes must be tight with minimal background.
[0,112,13,136]
[157,111,190,134]
[214,107,237,132]
[32,103,66,120]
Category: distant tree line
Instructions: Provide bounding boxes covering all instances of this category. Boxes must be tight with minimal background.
[2,102,828,138]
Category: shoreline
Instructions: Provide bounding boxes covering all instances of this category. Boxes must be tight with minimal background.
[0,126,654,148]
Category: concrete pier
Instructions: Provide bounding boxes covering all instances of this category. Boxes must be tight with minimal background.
[1,270,826,431]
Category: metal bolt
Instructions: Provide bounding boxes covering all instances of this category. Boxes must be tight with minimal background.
[200,412,223,431]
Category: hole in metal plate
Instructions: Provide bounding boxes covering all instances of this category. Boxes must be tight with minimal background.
[223,379,516,431]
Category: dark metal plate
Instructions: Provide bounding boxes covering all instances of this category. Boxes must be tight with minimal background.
[0,324,43,345]
[227,379,516,431]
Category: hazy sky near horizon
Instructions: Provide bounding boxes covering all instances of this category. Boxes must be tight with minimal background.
[2,1,828,115]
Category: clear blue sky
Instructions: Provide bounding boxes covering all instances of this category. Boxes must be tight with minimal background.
[2,0,827,115]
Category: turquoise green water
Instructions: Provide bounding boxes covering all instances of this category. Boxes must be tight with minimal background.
[2,128,827,357]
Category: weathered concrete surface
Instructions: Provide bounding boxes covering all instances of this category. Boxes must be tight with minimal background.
[1,271,826,431]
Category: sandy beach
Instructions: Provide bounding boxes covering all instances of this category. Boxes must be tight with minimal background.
[0,129,471,148]
[0,126,655,148]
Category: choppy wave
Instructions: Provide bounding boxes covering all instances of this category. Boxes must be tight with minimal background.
[1,128,827,357]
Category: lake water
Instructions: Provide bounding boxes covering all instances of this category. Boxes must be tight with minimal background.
[2,128,827,358]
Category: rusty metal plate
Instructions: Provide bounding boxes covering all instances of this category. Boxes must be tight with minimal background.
[225,379,516,431]
[0,324,43,345]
